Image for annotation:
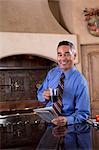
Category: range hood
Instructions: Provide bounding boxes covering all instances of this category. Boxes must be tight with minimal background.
[0,0,78,62]
[0,0,67,33]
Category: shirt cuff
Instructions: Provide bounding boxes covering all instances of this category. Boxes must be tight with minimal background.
[66,116,74,125]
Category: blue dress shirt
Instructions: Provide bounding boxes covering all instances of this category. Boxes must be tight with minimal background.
[37,66,90,125]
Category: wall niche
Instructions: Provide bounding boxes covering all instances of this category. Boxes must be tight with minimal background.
[0,54,56,102]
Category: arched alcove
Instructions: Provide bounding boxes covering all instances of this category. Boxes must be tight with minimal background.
[0,54,56,102]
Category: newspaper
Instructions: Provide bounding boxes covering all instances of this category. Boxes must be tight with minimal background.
[33,106,58,123]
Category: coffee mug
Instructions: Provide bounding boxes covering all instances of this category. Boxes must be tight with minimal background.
[49,88,58,103]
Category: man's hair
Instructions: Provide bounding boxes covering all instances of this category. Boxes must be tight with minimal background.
[57,41,77,55]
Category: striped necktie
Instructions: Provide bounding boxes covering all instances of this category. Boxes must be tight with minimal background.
[53,72,65,115]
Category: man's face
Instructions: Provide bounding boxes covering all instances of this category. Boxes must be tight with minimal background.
[57,45,76,71]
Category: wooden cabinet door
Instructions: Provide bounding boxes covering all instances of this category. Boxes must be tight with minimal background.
[81,45,99,118]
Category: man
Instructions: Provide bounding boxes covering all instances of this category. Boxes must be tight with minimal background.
[37,41,90,126]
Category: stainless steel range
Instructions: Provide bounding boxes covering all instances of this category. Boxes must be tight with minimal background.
[0,105,46,149]
[0,55,54,149]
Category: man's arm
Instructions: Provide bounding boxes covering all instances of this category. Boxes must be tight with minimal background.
[37,70,52,103]
[37,78,48,102]
[67,81,90,125]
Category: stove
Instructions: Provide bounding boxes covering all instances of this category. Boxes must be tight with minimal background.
[0,108,46,149]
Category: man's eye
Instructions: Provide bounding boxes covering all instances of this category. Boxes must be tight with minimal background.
[64,52,71,57]
[57,54,62,57]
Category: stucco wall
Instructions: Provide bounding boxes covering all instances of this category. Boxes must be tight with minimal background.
[0,0,98,73]
[0,32,78,61]
[59,0,99,44]
[0,0,67,34]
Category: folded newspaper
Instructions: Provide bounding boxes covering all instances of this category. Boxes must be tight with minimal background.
[33,106,58,123]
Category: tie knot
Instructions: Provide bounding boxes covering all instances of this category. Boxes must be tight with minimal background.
[61,72,65,79]
[60,72,65,83]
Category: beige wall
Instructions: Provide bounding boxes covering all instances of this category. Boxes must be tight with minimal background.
[0,0,67,34]
[59,0,99,44]
[0,0,98,73]
[0,32,78,61]
[0,0,99,44]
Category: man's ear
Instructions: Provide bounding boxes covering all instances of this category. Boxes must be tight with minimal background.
[74,53,77,60]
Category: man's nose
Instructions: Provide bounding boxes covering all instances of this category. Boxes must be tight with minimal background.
[61,55,67,59]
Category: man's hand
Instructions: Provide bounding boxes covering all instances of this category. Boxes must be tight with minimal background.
[51,116,67,126]
[43,89,50,100]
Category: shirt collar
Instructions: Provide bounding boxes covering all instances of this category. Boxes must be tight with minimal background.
[65,67,76,79]
[58,66,76,79]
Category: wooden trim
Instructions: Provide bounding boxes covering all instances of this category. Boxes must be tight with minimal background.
[0,100,44,112]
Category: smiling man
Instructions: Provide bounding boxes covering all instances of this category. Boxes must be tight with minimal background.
[37,41,90,126]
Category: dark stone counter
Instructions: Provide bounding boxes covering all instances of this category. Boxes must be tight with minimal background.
[0,122,99,150]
